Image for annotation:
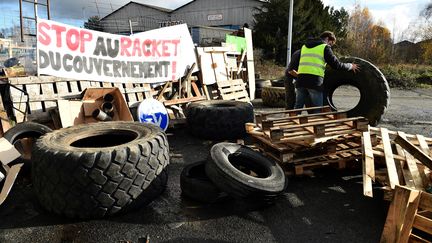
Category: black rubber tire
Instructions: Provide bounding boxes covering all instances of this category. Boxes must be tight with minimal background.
[32,121,170,219]
[205,143,286,201]
[284,77,296,109]
[255,79,271,98]
[180,160,227,203]
[261,86,285,108]
[4,122,52,171]
[324,57,390,126]
[271,79,285,87]
[185,100,254,140]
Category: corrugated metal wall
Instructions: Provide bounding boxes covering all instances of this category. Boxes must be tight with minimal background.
[172,0,261,28]
[101,3,170,34]
[100,0,263,34]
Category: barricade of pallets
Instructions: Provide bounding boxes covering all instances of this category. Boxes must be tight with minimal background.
[361,127,432,198]
[247,106,369,175]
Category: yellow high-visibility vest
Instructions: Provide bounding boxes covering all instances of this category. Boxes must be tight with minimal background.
[298,43,327,77]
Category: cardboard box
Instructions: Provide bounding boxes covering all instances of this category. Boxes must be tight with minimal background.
[58,88,133,127]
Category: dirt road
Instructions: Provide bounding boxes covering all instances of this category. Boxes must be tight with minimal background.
[0,87,431,243]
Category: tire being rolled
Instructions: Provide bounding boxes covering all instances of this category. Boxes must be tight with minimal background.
[205,143,286,201]
[32,121,170,219]
[186,100,254,140]
[261,86,285,108]
[324,57,390,126]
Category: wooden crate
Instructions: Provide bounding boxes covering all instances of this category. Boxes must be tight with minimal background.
[362,127,432,197]
[381,185,432,243]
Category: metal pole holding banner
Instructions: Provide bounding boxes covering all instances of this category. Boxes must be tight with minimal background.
[129,20,133,35]
[286,0,294,68]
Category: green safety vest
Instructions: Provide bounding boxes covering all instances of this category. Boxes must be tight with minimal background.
[298,43,327,77]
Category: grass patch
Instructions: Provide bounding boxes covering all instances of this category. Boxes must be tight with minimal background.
[379,64,432,89]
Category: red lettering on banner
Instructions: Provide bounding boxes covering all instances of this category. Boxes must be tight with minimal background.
[38,22,51,45]
[143,39,152,57]
[66,29,80,51]
[171,39,180,56]
[161,40,170,57]
[51,24,66,48]
[80,30,92,53]
[120,37,132,56]
[152,40,161,57]
[132,39,142,56]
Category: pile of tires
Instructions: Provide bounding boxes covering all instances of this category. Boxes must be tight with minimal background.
[32,121,170,219]
[180,143,286,204]
[185,100,254,140]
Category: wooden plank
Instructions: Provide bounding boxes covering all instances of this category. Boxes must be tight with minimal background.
[394,135,432,170]
[79,81,92,91]
[244,27,256,100]
[381,128,400,189]
[419,192,432,212]
[380,186,413,243]
[124,83,138,103]
[417,135,432,157]
[409,234,430,243]
[399,132,425,190]
[68,81,80,94]
[40,82,57,111]
[362,131,375,197]
[163,96,205,106]
[398,189,421,243]
[412,214,432,235]
[370,127,432,143]
[25,84,43,114]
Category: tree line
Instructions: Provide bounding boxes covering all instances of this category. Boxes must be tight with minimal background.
[253,0,432,65]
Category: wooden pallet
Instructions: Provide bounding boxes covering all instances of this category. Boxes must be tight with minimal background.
[251,133,363,164]
[362,127,432,197]
[253,106,369,145]
[4,76,158,123]
[381,186,432,243]
[217,79,249,102]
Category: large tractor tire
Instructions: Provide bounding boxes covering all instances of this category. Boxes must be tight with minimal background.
[261,86,285,108]
[324,57,390,126]
[185,100,254,140]
[32,122,170,219]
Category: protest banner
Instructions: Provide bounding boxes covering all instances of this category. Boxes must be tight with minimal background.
[37,19,197,83]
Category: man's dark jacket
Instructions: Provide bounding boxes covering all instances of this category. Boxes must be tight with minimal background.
[291,39,352,90]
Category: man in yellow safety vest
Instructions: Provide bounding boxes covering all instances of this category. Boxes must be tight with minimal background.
[287,31,359,112]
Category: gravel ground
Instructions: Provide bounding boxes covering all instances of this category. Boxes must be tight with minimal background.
[1,87,431,243]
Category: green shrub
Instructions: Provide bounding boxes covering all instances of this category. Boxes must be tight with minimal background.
[379,64,432,89]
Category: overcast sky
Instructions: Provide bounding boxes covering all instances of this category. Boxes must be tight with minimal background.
[0,0,430,41]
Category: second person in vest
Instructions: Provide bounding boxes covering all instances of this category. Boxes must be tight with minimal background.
[290,31,360,112]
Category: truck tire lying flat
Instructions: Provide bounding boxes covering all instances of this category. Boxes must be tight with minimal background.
[324,57,390,126]
[32,122,169,219]
[261,86,286,108]
[205,143,286,202]
[186,100,254,140]
[180,160,228,203]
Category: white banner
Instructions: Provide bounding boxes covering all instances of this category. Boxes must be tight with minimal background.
[37,19,197,83]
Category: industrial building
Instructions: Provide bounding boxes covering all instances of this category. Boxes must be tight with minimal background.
[100,0,264,45]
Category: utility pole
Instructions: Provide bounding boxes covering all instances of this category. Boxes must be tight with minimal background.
[286,0,294,68]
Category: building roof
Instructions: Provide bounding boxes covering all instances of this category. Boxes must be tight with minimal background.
[172,0,265,12]
[101,1,172,20]
[101,0,266,21]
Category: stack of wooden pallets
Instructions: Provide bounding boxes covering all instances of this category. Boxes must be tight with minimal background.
[361,127,432,198]
[246,106,369,175]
